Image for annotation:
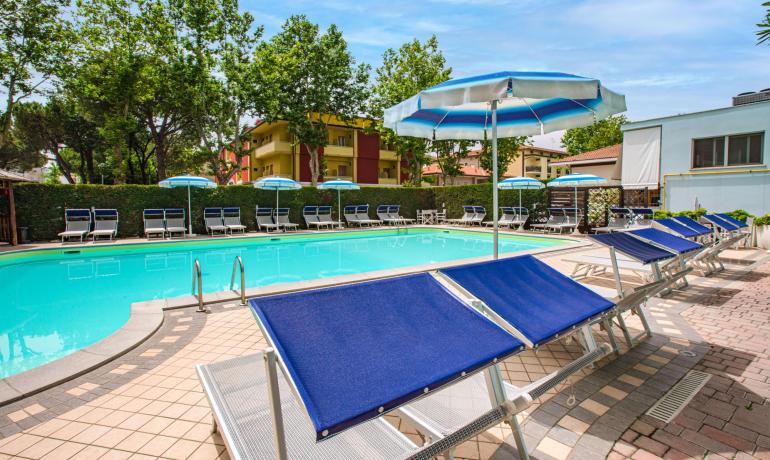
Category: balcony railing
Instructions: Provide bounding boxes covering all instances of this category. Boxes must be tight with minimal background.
[253,140,292,159]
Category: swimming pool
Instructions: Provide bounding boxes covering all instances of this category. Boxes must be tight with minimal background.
[0,228,571,378]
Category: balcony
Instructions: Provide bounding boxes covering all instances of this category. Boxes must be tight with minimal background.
[380,150,398,161]
[378,177,398,185]
[324,145,354,157]
[254,140,292,159]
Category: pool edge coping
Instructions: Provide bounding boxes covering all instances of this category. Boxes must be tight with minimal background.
[0,228,590,407]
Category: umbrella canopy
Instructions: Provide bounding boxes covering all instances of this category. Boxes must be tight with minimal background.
[319,179,360,228]
[384,71,626,140]
[547,173,606,187]
[158,175,217,236]
[254,176,301,213]
[254,176,302,191]
[498,176,544,190]
[384,71,626,257]
[318,179,360,191]
[158,175,217,189]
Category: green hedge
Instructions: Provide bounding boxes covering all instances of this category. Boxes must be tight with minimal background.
[432,183,549,221]
[14,183,436,241]
[14,183,551,241]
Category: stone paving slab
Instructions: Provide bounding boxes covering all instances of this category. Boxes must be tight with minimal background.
[0,247,768,460]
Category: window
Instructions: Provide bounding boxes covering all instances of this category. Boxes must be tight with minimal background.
[693,137,724,168]
[337,165,348,176]
[693,132,764,168]
[728,133,763,166]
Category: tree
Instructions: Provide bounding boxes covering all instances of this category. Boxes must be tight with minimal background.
[258,15,369,186]
[371,36,451,186]
[560,114,626,154]
[11,101,75,183]
[478,135,530,178]
[0,0,73,149]
[759,2,770,44]
[432,140,471,185]
[174,0,267,184]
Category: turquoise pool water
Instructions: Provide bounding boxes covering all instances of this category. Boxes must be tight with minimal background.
[0,228,570,378]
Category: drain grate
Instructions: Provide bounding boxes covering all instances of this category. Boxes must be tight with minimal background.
[645,370,711,423]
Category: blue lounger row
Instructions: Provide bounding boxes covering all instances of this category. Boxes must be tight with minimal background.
[198,255,625,459]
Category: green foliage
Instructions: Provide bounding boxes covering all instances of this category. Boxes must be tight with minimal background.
[653,209,673,220]
[673,207,708,220]
[725,209,753,222]
[44,164,62,184]
[759,2,770,44]
[560,115,626,154]
[0,0,73,149]
[432,140,471,185]
[371,36,452,186]
[13,183,435,240]
[754,214,770,226]
[478,135,529,178]
[257,15,369,186]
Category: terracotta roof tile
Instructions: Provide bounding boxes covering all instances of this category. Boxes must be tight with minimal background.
[550,144,620,165]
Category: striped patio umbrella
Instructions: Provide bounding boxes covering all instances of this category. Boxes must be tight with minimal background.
[158,175,217,236]
[498,177,545,222]
[384,71,626,258]
[319,179,360,228]
[548,173,607,234]
[254,176,302,211]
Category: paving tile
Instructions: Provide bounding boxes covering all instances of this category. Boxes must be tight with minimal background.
[536,436,571,460]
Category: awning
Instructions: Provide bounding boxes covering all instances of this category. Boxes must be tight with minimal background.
[621,126,661,190]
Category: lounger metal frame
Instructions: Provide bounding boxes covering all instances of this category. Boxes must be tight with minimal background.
[256,207,281,233]
[164,208,187,238]
[204,208,228,236]
[59,208,92,242]
[143,209,166,239]
[89,209,119,241]
[223,207,247,234]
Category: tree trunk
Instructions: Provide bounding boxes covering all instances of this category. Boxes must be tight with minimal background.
[308,144,319,186]
[113,144,125,184]
[84,150,95,183]
[52,146,76,184]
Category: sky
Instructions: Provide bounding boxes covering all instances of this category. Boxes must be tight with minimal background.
[244,0,769,149]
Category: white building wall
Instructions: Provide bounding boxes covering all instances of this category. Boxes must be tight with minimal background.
[622,101,770,216]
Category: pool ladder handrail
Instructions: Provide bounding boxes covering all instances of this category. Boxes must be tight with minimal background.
[230,255,247,306]
[191,259,206,312]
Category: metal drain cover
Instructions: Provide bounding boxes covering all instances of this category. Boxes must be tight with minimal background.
[646,370,711,423]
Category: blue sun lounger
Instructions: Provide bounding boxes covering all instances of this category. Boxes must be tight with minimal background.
[655,218,709,239]
[715,213,750,230]
[567,233,691,346]
[397,256,617,455]
[199,270,609,460]
[673,215,713,236]
[628,228,711,278]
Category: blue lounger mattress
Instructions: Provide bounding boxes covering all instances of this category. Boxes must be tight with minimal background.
[249,272,524,440]
[656,218,706,238]
[439,255,616,346]
[590,232,674,264]
[629,228,703,254]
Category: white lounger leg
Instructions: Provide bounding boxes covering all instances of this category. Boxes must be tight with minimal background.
[485,365,530,460]
[264,348,288,460]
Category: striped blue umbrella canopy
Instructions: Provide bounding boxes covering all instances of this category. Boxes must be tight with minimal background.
[498,177,544,220]
[254,176,302,212]
[548,173,607,234]
[384,71,626,257]
[158,175,217,236]
[319,180,360,228]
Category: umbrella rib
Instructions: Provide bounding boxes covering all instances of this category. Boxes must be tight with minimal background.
[433,108,453,139]
[567,98,598,121]
[518,97,545,135]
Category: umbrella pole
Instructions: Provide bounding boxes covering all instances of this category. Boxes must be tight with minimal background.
[491,100,499,259]
[337,189,343,229]
[518,189,523,232]
[573,186,581,235]
[187,185,193,236]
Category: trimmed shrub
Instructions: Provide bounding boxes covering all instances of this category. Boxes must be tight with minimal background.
[725,209,753,222]
[432,183,548,222]
[754,214,770,226]
[14,183,435,241]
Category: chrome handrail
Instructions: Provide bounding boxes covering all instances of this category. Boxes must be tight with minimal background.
[230,255,246,306]
[192,259,205,312]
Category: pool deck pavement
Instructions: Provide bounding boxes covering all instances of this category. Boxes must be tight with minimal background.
[0,237,768,460]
